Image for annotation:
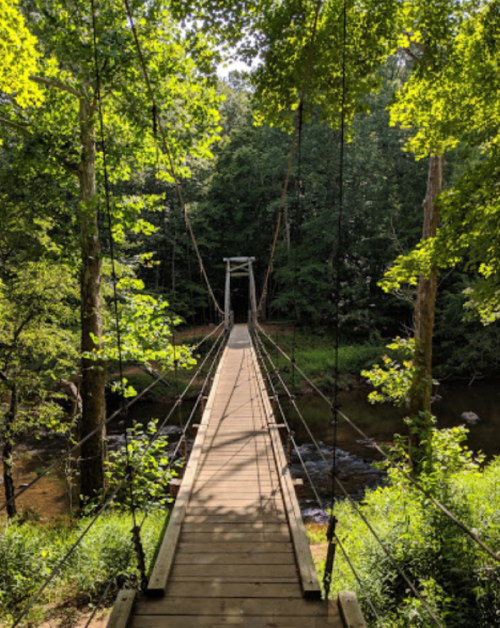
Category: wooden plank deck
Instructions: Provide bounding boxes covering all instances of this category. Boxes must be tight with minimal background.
[109,325,360,628]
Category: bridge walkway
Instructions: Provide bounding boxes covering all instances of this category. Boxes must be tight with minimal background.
[109,325,364,628]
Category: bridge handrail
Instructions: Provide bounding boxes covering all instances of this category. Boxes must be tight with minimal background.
[254,323,500,565]
[12,329,228,626]
[83,331,228,627]
[0,322,225,515]
[250,326,384,626]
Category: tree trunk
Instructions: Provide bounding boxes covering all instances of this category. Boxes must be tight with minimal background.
[408,154,444,472]
[3,384,18,519]
[78,97,107,502]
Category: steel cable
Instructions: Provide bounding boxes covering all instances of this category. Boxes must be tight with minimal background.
[255,323,500,564]
[0,323,223,514]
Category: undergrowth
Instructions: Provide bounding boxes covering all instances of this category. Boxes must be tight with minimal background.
[312,428,500,627]
[0,510,167,626]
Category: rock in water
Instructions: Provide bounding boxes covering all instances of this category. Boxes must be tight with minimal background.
[461,411,480,424]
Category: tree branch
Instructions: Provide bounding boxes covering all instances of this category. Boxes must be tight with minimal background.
[29,75,83,98]
[0,117,33,137]
[0,117,79,175]
[404,47,421,63]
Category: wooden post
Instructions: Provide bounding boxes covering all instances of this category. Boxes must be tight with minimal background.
[169,478,182,498]
[249,258,257,327]
[287,431,295,466]
[224,258,231,331]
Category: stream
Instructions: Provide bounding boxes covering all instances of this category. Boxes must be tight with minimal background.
[2,379,499,521]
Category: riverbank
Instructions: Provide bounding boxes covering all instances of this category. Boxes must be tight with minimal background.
[119,324,385,405]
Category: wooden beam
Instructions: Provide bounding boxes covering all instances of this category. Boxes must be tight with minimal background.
[249,344,322,600]
[107,589,136,628]
[338,592,368,628]
[147,346,228,596]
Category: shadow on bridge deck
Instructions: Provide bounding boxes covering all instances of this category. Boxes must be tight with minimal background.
[107,325,366,628]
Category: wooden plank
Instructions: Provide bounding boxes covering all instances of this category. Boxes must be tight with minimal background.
[338,592,368,628]
[184,506,287,517]
[169,575,298,584]
[133,597,329,617]
[190,491,283,500]
[178,531,290,543]
[249,343,322,600]
[107,589,135,628]
[173,552,296,565]
[147,345,228,596]
[176,542,294,554]
[195,475,277,482]
[171,564,297,579]
[129,615,343,628]
[192,483,281,491]
[165,581,302,598]
[183,514,287,524]
[182,522,289,533]
[187,498,286,508]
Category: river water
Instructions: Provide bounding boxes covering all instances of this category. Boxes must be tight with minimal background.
[124,378,500,519]
[3,379,498,520]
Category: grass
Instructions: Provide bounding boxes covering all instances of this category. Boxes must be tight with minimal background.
[0,509,168,626]
[260,327,385,392]
[311,430,500,627]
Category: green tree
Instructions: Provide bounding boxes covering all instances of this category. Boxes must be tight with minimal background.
[0,0,42,108]
[0,0,221,500]
[383,0,500,468]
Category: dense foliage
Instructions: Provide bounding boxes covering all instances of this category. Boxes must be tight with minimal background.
[0,511,166,625]
[318,429,500,628]
[1,0,500,625]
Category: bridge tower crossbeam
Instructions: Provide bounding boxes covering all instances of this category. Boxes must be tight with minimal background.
[223,256,257,330]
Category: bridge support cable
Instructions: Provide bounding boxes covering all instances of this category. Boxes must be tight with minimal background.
[122,0,223,318]
[12,474,132,627]
[91,0,148,586]
[326,0,350,597]
[250,326,385,626]
[12,330,227,626]
[255,323,500,566]
[82,331,228,628]
[0,323,223,515]
[257,0,324,315]
[253,328,444,627]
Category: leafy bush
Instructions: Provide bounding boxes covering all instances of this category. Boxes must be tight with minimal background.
[0,510,166,624]
[322,428,500,627]
[105,420,180,509]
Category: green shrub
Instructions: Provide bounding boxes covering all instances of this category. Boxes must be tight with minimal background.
[0,510,166,623]
[105,420,179,510]
[324,428,500,627]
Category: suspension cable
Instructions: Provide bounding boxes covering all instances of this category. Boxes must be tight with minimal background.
[0,323,223,514]
[253,327,443,627]
[12,329,227,625]
[251,327,384,626]
[255,323,500,565]
[12,479,126,627]
[90,0,146,586]
[325,0,349,598]
[122,0,223,316]
[258,0,323,314]
[335,536,386,628]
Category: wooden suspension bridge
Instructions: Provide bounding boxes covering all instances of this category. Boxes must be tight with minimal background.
[107,259,367,628]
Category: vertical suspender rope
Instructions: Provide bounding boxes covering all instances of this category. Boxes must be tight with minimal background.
[258,0,323,315]
[122,0,222,318]
[323,0,348,599]
[90,0,147,589]
[291,104,303,394]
